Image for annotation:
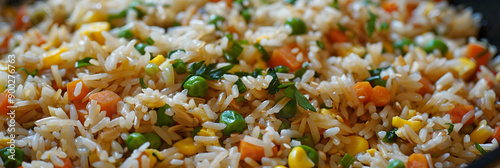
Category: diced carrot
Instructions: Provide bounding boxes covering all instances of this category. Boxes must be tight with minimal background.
[74,101,88,124]
[0,92,12,115]
[239,140,278,162]
[368,86,391,107]
[407,153,429,168]
[89,90,122,118]
[382,2,398,13]
[14,6,30,31]
[0,33,12,54]
[327,29,349,43]
[269,43,305,72]
[466,43,490,67]
[55,157,73,168]
[353,82,373,103]
[447,104,474,125]
[492,126,500,142]
[416,76,434,95]
[67,79,91,102]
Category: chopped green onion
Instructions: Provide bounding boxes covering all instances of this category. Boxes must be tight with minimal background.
[75,57,93,68]
[285,0,297,4]
[340,153,355,168]
[283,85,317,112]
[423,38,448,56]
[167,49,186,59]
[278,119,291,131]
[278,83,295,89]
[320,104,333,109]
[234,79,247,93]
[172,59,187,74]
[139,77,148,88]
[329,0,339,9]
[224,42,243,64]
[266,68,281,94]
[118,29,134,39]
[146,37,155,45]
[208,15,226,30]
[393,38,413,55]
[366,11,378,38]
[155,104,175,126]
[295,134,315,148]
[191,127,202,137]
[238,40,249,45]
[225,34,233,41]
[294,68,307,79]
[235,96,245,103]
[285,18,307,35]
[475,141,486,155]
[254,43,270,61]
[18,67,38,77]
[135,43,147,55]
[241,9,252,23]
[380,22,388,31]
[275,65,290,73]
[108,10,128,20]
[364,75,387,87]
[145,63,159,76]
[383,128,398,143]
[0,147,24,168]
[445,123,454,135]
[316,40,325,50]
[252,68,263,78]
[337,23,347,32]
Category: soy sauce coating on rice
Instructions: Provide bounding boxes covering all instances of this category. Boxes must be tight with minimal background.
[1,0,500,168]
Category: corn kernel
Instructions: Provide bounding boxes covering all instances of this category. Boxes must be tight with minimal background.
[288,146,315,168]
[320,108,346,124]
[43,47,68,68]
[147,101,165,108]
[392,116,422,132]
[452,57,476,79]
[197,128,216,137]
[274,165,287,168]
[143,149,158,167]
[366,149,376,157]
[159,61,175,86]
[79,22,110,45]
[343,135,369,156]
[408,110,417,118]
[173,137,201,156]
[470,120,494,144]
[150,55,166,65]
[75,11,106,29]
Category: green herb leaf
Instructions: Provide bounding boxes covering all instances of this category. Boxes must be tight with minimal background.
[224,42,243,64]
[294,86,316,112]
[139,77,148,88]
[18,67,38,77]
[316,40,325,50]
[118,29,134,39]
[238,40,249,45]
[445,123,454,135]
[225,34,233,41]
[383,128,398,143]
[364,75,387,87]
[254,43,270,61]
[283,86,295,99]
[266,68,282,95]
[285,0,297,4]
[234,72,250,77]
[75,57,93,68]
[368,66,391,76]
[329,0,339,9]
[146,37,155,45]
[475,141,487,155]
[294,68,307,79]
[278,83,295,89]
[241,9,251,23]
[252,68,263,78]
[208,15,226,30]
[340,153,355,168]
[337,23,347,32]
[366,11,378,38]
[380,22,388,31]
[234,79,247,93]
[186,61,235,82]
[235,96,245,103]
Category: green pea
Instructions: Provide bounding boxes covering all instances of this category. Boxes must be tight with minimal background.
[183,76,208,97]
[126,132,147,151]
[118,29,134,39]
[219,110,246,136]
[0,147,24,168]
[135,43,147,55]
[191,127,202,137]
[295,134,315,148]
[285,18,307,35]
[387,159,406,168]
[145,63,159,76]
[275,65,290,73]
[423,38,448,55]
[393,38,412,55]
[172,59,187,74]
[155,104,175,127]
[278,99,297,119]
[143,133,161,149]
[298,145,319,166]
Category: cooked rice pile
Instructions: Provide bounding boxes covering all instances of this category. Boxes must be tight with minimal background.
[1,0,500,167]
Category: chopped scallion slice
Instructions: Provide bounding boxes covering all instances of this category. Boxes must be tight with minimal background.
[285,18,307,35]
[75,57,93,68]
[340,153,355,168]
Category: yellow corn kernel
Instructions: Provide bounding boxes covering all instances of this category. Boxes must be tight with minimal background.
[320,108,346,124]
[408,110,417,118]
[366,149,376,157]
[288,147,315,168]
[197,128,216,137]
[274,166,287,168]
[343,135,369,156]
[392,116,422,132]
[143,149,158,167]
[452,57,476,79]
[159,61,175,86]
[150,55,166,65]
[75,11,106,29]
[79,22,110,45]
[89,151,99,165]
[43,47,68,68]
[228,64,242,73]
[147,101,165,108]
[191,110,210,122]
[0,138,10,148]
[470,120,494,144]
[173,137,201,156]
[256,36,269,43]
